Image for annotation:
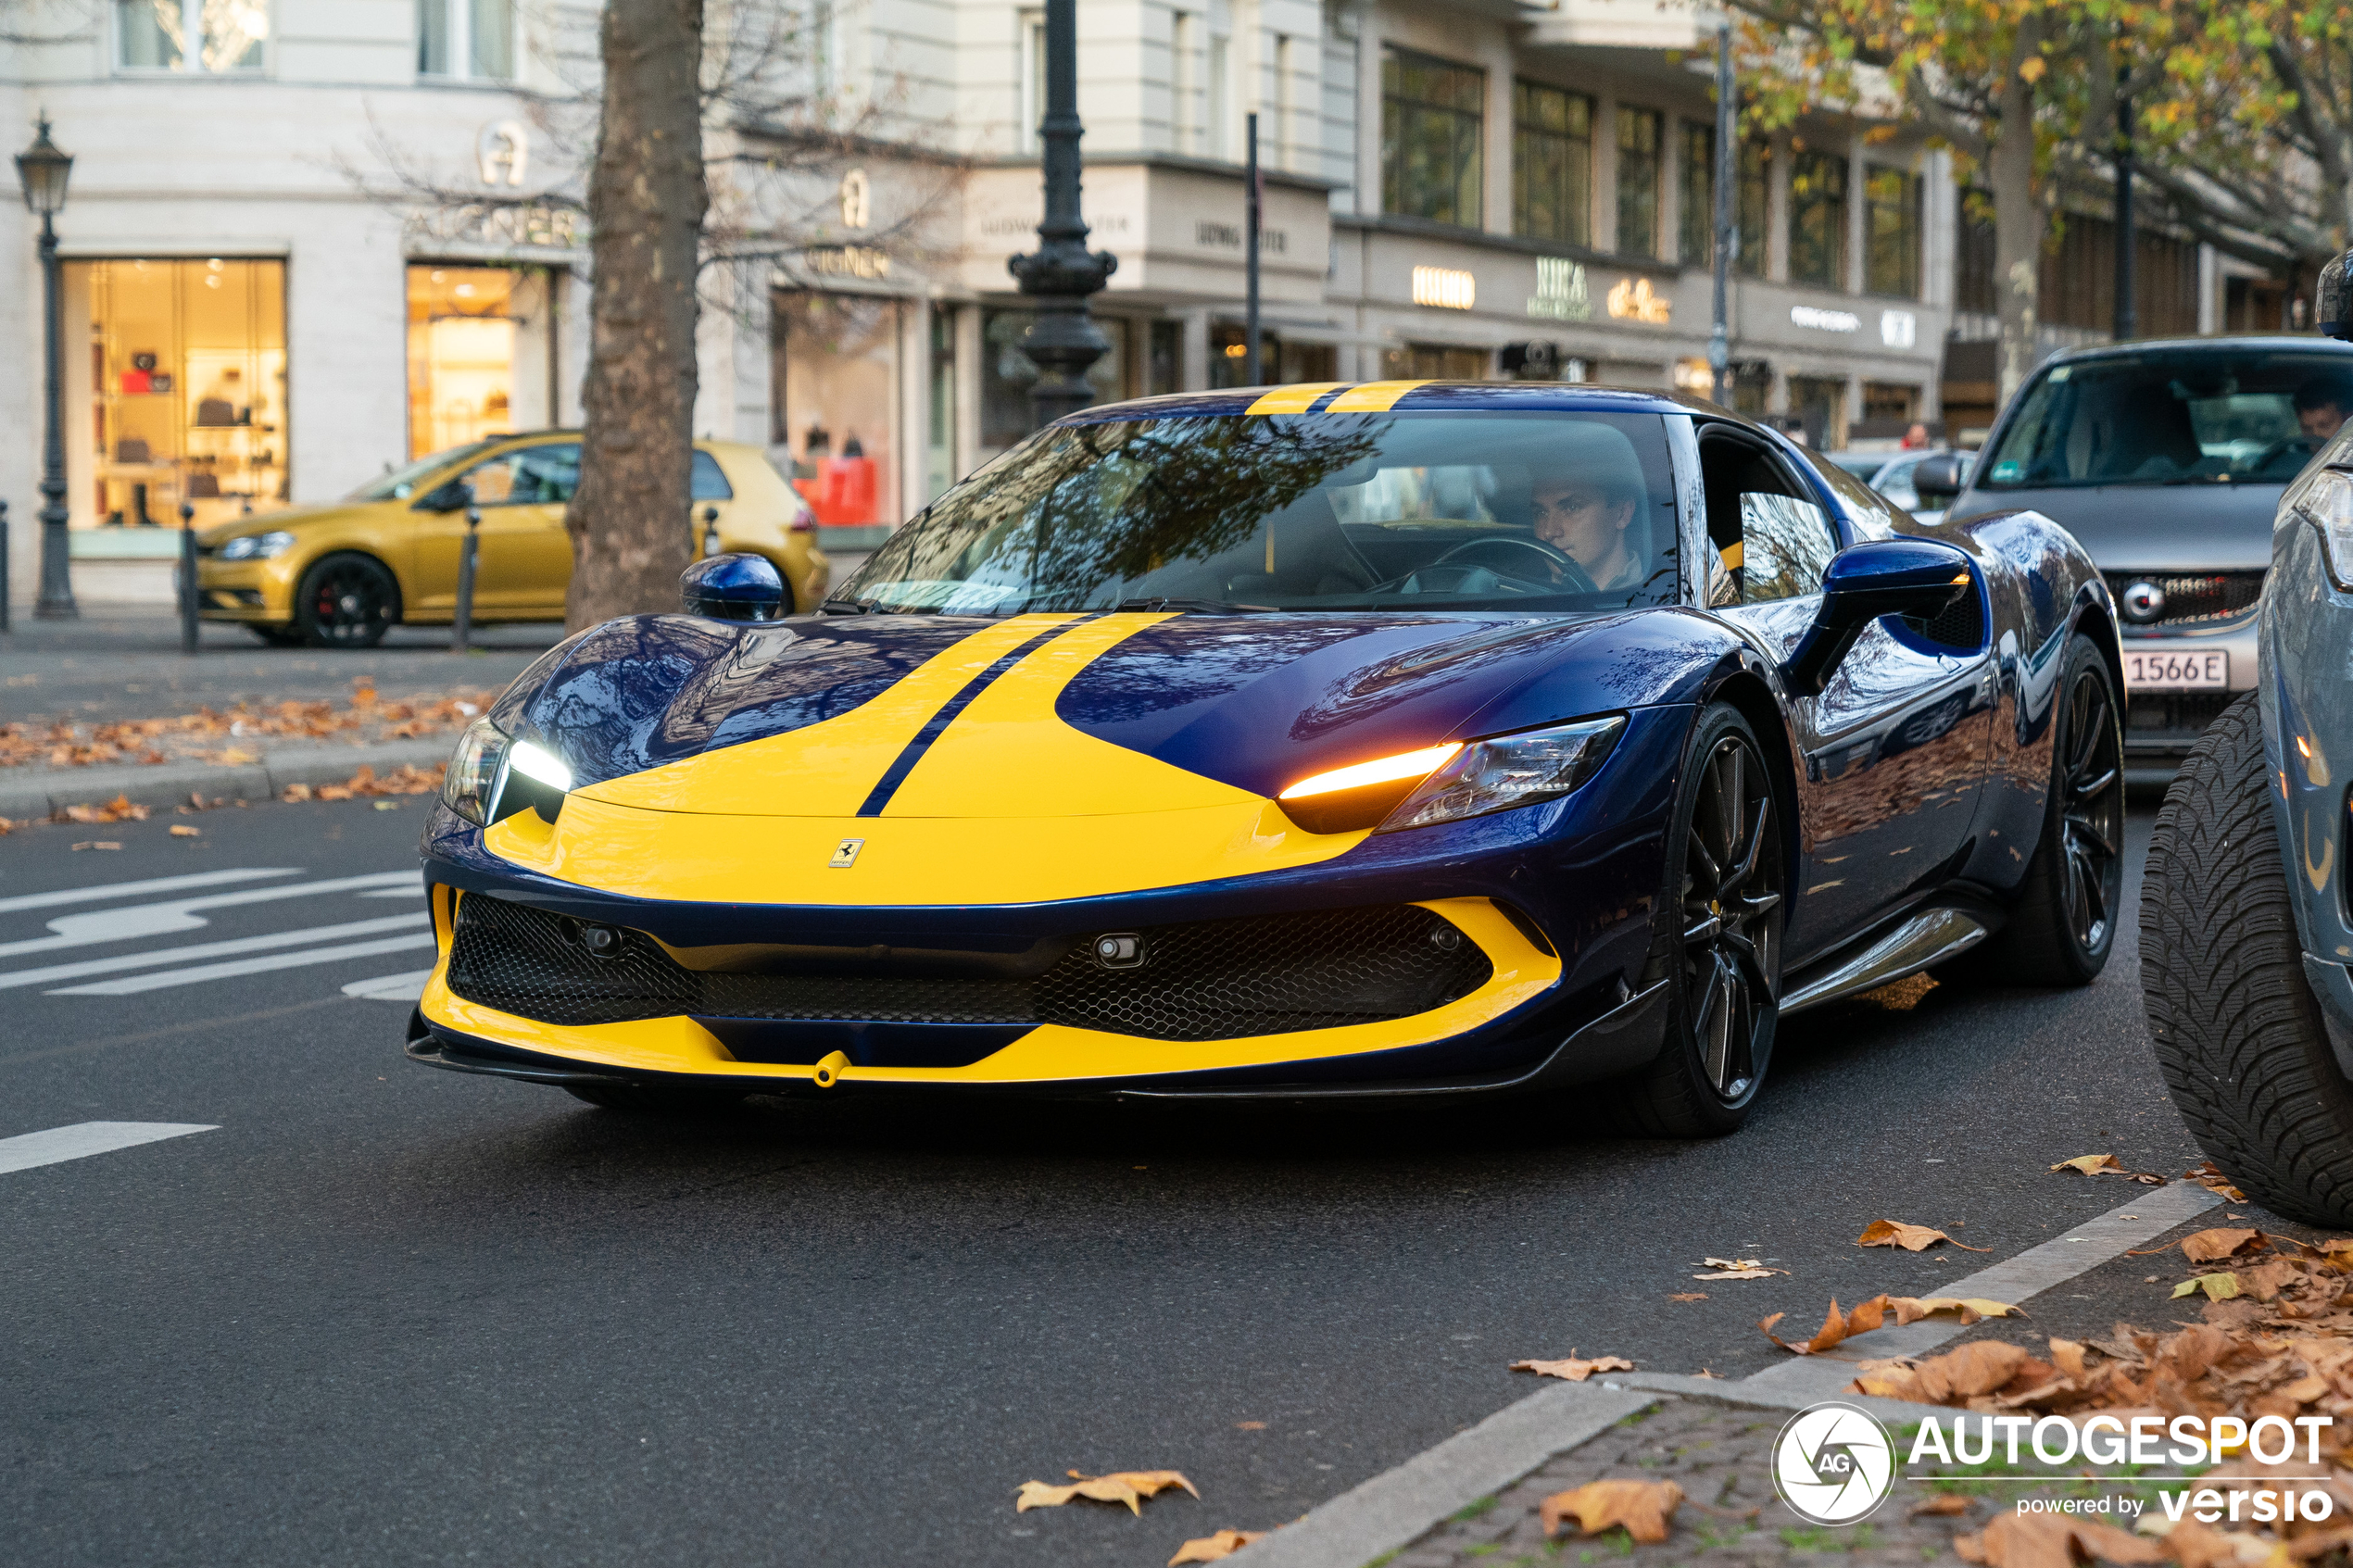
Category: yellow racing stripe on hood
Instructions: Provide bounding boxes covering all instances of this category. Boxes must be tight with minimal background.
[573,613,1083,817]
[1323,379,1428,412]
[1244,383,1348,415]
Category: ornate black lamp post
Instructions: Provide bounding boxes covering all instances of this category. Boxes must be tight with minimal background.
[16,118,75,620]
[1009,0,1116,428]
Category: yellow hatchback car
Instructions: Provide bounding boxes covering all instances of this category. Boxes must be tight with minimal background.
[195,433,831,646]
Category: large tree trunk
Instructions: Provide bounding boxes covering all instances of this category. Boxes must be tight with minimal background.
[565,0,710,631]
[1991,11,2045,407]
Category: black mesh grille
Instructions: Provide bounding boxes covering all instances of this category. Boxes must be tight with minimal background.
[2106,571,2264,629]
[2124,689,2236,749]
[447,895,1493,1043]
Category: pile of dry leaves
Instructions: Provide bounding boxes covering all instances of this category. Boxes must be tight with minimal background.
[1,684,487,771]
[281,763,445,802]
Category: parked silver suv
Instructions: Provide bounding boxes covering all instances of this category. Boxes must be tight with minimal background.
[1919,337,2353,783]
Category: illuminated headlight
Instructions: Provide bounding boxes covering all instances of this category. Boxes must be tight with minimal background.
[440,716,509,824]
[1378,715,1628,834]
[2294,467,2353,590]
[507,739,572,793]
[218,530,296,561]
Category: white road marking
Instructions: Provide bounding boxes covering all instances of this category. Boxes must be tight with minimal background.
[341,969,433,1002]
[0,868,298,915]
[357,884,426,897]
[0,872,414,960]
[0,1121,217,1175]
[0,913,431,991]
[48,933,439,996]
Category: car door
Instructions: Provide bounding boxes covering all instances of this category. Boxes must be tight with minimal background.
[411,442,579,616]
[689,447,736,556]
[1696,423,1993,958]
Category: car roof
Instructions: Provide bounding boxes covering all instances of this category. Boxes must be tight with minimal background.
[1054,381,1717,424]
[2045,334,2353,365]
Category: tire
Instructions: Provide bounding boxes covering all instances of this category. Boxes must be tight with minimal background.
[295,552,400,648]
[563,1082,749,1116]
[2143,693,2353,1225]
[1945,633,2124,986]
[1605,702,1788,1137]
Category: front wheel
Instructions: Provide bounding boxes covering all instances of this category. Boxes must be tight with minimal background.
[295,552,400,648]
[1605,703,1787,1137]
[2143,694,2353,1225]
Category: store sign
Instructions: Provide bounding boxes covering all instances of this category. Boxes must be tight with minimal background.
[1413,266,1476,309]
[1791,305,1861,332]
[1195,220,1288,254]
[804,245,893,281]
[1606,277,1671,324]
[476,120,528,187]
[839,169,871,230]
[410,201,579,250]
[1881,308,1918,348]
[1528,257,1592,321]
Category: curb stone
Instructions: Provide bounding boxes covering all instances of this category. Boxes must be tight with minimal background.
[0,738,455,821]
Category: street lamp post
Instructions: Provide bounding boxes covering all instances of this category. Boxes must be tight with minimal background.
[1709,24,1735,407]
[1009,0,1116,428]
[16,118,75,620]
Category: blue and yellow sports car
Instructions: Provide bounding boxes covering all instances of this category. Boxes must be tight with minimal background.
[408,381,2124,1135]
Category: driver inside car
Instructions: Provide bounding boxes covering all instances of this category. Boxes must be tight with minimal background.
[1525,436,1651,592]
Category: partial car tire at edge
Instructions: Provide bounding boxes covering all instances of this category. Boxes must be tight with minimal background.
[2143,693,2353,1227]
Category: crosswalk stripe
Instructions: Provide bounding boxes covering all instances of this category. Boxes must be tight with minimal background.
[0,1121,217,1175]
[47,932,439,995]
[342,969,434,1001]
[0,912,431,991]
[0,872,416,961]
[0,868,298,915]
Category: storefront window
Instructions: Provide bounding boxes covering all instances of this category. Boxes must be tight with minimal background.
[1513,82,1592,248]
[1788,374,1850,449]
[774,290,900,529]
[1382,48,1484,228]
[117,0,269,72]
[73,258,287,530]
[1381,344,1491,381]
[978,308,1122,461]
[407,265,561,458]
[1615,107,1662,260]
[1789,149,1850,289]
[1865,165,1921,297]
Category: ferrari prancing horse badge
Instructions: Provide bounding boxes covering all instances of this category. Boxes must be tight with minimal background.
[829,838,864,869]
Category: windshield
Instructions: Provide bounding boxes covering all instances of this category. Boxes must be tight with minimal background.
[1980,350,2353,489]
[347,439,501,502]
[837,410,1680,615]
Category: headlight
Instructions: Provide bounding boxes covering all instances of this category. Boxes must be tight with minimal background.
[218,530,295,560]
[1273,716,1625,835]
[441,716,509,824]
[1379,715,1627,834]
[2295,467,2353,590]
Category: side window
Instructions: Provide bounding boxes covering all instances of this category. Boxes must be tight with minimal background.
[1698,430,1840,604]
[690,450,735,501]
[460,445,580,507]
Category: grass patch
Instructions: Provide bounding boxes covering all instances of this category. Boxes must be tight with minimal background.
[1453,1496,1499,1523]
[1780,1524,1881,1552]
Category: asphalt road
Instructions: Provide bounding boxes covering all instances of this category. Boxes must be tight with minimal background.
[0,797,2210,1568]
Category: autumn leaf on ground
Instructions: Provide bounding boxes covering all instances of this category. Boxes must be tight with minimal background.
[1763,1294,2020,1355]
[169,824,198,837]
[2172,1273,2243,1301]
[1911,1494,1971,1518]
[1667,1292,1707,1302]
[1692,1256,1782,1279]
[1013,1470,1199,1515]
[1954,1512,2165,1567]
[1539,1480,1682,1544]
[2178,1228,2266,1264]
[1848,1341,2034,1405]
[2052,1153,2121,1175]
[1511,1350,1634,1382]
[1168,1528,1267,1564]
[1858,1220,1990,1252]
[2184,1162,2251,1203]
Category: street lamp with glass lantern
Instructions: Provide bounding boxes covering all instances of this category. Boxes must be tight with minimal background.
[16,117,75,620]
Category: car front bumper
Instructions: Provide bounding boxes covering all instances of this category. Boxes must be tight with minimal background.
[2120,613,2259,784]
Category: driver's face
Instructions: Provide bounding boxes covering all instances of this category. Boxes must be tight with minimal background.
[1531,482,1634,570]
[2301,402,2348,442]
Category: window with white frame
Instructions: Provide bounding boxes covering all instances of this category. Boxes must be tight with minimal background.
[118,0,270,71]
[1172,12,1202,156]
[1207,32,1230,160]
[1018,10,1045,155]
[418,0,515,82]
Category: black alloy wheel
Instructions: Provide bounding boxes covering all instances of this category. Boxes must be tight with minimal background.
[295,552,399,649]
[1606,703,1787,1136]
[1680,727,1785,1104]
[2057,659,2125,954]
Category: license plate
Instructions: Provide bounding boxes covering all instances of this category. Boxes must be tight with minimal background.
[2124,649,2229,689]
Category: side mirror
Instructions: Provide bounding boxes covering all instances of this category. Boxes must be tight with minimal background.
[1782,538,1973,696]
[1910,451,1969,506]
[682,552,786,621]
[2320,245,2353,340]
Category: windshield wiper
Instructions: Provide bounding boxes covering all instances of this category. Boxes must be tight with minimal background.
[1113,596,1274,614]
[819,596,881,614]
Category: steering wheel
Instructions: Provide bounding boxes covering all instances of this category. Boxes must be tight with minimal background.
[1435,536,1599,594]
[2246,437,2317,476]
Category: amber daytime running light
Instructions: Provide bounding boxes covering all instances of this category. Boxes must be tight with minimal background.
[1275,717,1626,835]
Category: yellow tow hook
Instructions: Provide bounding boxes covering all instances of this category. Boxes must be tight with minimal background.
[812,1049,851,1089]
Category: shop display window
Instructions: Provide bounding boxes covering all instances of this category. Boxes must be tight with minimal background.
[407,264,561,459]
[774,291,900,526]
[1382,344,1493,381]
[74,257,287,530]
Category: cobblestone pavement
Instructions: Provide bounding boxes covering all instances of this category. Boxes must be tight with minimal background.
[1381,1395,2169,1568]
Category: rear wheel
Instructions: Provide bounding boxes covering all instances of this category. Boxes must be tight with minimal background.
[295,552,399,648]
[1607,703,1787,1137]
[2143,693,2353,1225]
[563,1082,749,1117]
